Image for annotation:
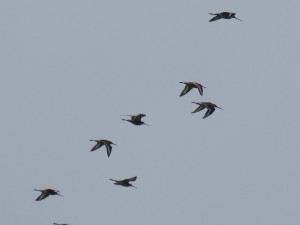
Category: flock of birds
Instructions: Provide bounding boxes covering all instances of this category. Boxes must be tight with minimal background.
[33,11,241,225]
[179,82,223,118]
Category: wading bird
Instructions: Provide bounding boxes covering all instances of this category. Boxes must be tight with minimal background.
[191,102,223,119]
[109,176,137,188]
[179,82,206,97]
[90,139,117,157]
[122,114,149,126]
[209,12,242,22]
[33,189,63,201]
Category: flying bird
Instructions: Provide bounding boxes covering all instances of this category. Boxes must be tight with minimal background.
[90,139,117,157]
[191,102,223,119]
[53,223,69,225]
[33,189,63,201]
[179,82,206,97]
[209,12,242,22]
[122,114,149,126]
[109,176,137,188]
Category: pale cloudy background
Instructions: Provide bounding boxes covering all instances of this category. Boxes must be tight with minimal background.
[1,0,300,225]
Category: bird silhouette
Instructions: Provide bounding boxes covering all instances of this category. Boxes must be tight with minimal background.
[179,82,206,97]
[90,139,117,157]
[109,176,137,188]
[122,114,149,126]
[209,12,242,22]
[33,189,63,201]
[53,223,69,225]
[191,102,223,119]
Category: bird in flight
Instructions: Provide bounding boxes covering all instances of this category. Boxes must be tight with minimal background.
[33,189,63,201]
[191,102,223,119]
[90,139,117,157]
[179,82,206,97]
[110,176,137,188]
[53,223,69,225]
[209,12,242,22]
[122,114,149,126]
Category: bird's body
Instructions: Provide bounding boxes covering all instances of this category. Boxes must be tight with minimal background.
[110,176,137,188]
[179,82,206,97]
[209,12,242,22]
[90,139,117,157]
[34,189,63,201]
[53,223,69,225]
[191,102,223,119]
[122,114,149,126]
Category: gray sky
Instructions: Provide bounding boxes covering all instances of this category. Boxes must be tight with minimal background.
[1,0,300,225]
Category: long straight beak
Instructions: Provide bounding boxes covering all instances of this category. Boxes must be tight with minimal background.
[144,123,150,126]
[131,185,137,188]
[235,17,242,21]
[112,143,118,146]
[58,194,63,197]
[217,106,224,110]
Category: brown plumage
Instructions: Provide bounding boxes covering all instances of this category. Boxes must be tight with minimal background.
[191,102,223,119]
[209,12,242,22]
[33,189,63,201]
[109,176,137,188]
[122,114,149,126]
[179,82,206,97]
[90,139,117,157]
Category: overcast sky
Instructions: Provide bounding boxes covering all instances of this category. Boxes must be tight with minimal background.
[1,1,300,225]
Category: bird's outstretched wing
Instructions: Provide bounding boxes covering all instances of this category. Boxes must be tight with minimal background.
[134,114,146,121]
[123,176,137,182]
[36,192,49,201]
[203,107,215,119]
[121,114,135,118]
[109,179,118,183]
[191,103,206,113]
[179,83,193,96]
[103,142,112,157]
[209,14,221,22]
[90,141,103,151]
[191,82,204,96]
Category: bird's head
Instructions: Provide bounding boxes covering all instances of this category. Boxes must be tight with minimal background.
[54,192,63,197]
[233,14,242,21]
